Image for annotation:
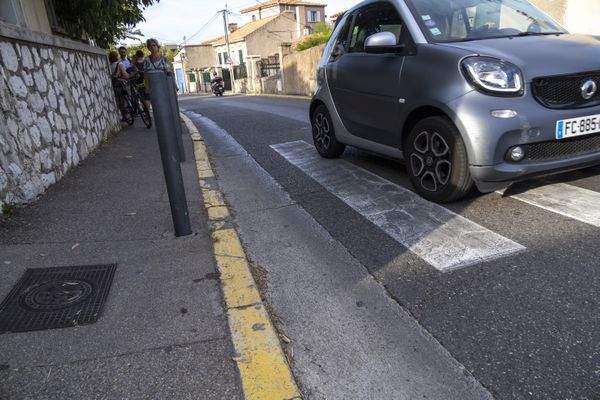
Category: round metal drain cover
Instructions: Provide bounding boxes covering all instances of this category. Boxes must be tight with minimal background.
[21,280,94,311]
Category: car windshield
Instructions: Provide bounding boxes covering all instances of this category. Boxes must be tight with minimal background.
[405,0,567,43]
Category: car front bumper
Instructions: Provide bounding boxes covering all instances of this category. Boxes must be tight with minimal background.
[448,90,600,190]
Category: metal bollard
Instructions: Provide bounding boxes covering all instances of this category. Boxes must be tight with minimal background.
[146,70,192,237]
[168,77,186,162]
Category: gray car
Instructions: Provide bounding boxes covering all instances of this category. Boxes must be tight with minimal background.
[310,0,600,202]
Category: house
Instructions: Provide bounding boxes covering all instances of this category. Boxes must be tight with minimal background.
[210,13,297,66]
[174,12,299,94]
[172,44,215,93]
[240,0,327,36]
[0,0,120,209]
[326,10,345,26]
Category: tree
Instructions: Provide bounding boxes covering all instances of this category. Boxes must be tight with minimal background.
[111,43,177,64]
[296,23,333,51]
[51,0,159,49]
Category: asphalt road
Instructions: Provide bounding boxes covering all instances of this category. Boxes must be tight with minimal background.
[180,94,600,400]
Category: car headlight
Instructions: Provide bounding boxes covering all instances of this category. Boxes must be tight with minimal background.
[462,56,523,96]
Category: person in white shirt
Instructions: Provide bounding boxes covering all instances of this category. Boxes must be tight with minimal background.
[109,51,133,121]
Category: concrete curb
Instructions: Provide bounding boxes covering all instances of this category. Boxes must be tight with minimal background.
[180,113,302,400]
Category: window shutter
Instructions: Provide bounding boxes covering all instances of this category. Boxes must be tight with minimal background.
[316,11,321,22]
[307,10,311,22]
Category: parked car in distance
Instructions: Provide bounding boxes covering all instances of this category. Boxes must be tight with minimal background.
[310,0,600,203]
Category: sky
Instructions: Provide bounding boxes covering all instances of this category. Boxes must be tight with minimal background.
[124,0,356,47]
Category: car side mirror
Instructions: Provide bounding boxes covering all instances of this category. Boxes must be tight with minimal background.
[365,32,405,54]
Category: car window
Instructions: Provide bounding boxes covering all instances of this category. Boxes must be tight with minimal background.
[407,0,566,43]
[348,2,404,53]
[329,14,353,62]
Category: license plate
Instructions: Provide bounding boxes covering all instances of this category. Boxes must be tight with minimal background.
[556,114,600,139]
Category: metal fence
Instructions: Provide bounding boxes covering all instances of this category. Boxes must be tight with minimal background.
[260,62,280,77]
[234,64,248,79]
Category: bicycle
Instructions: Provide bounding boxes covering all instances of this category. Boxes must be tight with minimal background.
[119,78,152,129]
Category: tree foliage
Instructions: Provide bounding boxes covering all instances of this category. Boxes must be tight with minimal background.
[111,43,178,64]
[296,23,333,51]
[52,0,158,49]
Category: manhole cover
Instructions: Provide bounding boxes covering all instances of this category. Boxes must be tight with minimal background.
[0,264,117,334]
[21,280,94,311]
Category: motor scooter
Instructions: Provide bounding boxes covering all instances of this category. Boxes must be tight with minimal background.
[211,80,224,96]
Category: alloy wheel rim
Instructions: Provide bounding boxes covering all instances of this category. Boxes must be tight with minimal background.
[313,112,331,152]
[410,130,452,192]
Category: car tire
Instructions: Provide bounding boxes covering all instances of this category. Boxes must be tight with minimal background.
[311,105,345,158]
[405,116,473,203]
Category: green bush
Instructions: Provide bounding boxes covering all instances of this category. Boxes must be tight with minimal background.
[296,34,329,51]
[296,23,332,51]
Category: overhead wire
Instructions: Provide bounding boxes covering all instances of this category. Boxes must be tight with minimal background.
[230,0,263,11]
[179,12,221,45]
[178,0,307,47]
[179,0,260,46]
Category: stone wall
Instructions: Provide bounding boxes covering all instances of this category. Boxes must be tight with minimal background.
[282,44,325,96]
[0,23,120,210]
[261,75,281,94]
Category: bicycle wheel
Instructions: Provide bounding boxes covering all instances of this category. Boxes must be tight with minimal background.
[124,96,135,126]
[137,97,152,128]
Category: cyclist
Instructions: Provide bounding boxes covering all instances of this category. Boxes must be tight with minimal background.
[132,50,149,107]
[109,50,134,121]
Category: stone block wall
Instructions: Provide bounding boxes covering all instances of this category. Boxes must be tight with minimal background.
[0,24,120,210]
[282,44,325,97]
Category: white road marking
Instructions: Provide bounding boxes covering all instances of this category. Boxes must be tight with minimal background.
[498,182,600,227]
[271,141,525,272]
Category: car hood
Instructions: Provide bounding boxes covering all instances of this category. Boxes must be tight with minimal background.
[439,34,600,81]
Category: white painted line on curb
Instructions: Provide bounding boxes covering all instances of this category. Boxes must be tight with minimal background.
[498,182,600,227]
[271,140,525,272]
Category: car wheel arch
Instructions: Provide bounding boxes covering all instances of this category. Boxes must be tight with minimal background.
[310,99,326,119]
[401,106,474,164]
[401,107,447,150]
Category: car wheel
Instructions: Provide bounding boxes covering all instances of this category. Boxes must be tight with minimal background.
[405,116,473,203]
[311,105,345,158]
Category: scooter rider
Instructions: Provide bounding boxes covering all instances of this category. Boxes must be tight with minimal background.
[211,72,223,85]
[211,72,224,96]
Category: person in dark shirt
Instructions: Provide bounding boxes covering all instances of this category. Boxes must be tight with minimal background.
[118,46,131,69]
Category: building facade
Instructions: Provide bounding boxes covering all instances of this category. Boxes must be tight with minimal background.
[240,0,327,36]
[174,13,300,94]
[172,44,214,93]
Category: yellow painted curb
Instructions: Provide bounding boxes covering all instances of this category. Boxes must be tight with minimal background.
[181,112,302,400]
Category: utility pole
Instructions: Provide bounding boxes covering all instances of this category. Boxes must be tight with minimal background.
[221,4,236,92]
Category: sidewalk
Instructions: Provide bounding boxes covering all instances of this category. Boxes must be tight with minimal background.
[0,120,242,399]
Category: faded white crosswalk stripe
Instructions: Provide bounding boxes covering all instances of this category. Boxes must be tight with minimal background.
[271,140,525,272]
[498,182,600,227]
